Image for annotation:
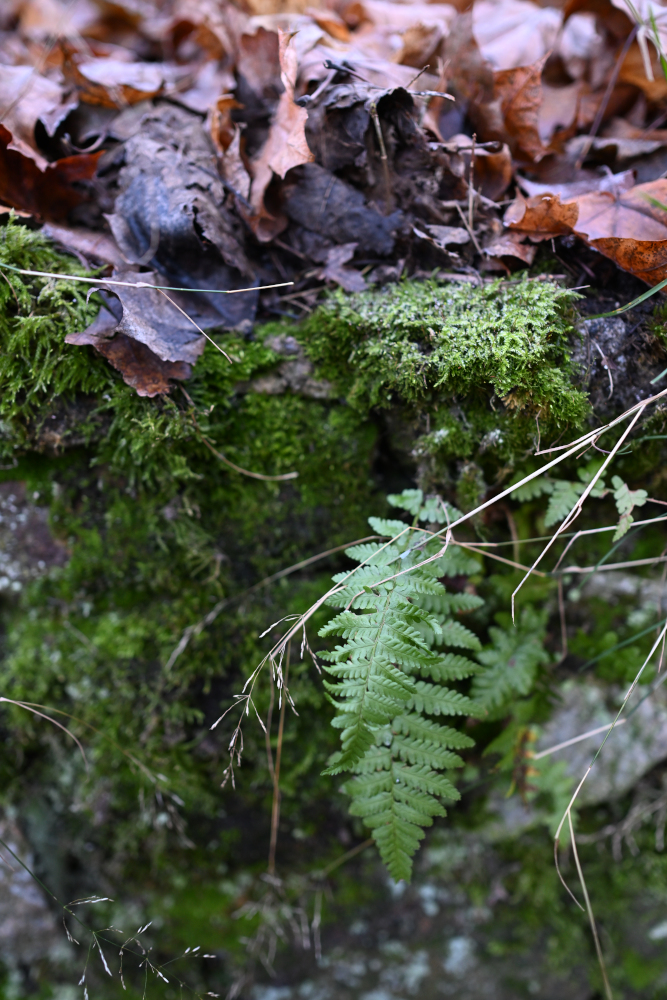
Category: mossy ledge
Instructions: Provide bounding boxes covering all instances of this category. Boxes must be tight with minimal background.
[0,219,599,994]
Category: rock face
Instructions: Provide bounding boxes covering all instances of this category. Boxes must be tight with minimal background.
[0,819,62,966]
[536,679,667,806]
[0,481,68,593]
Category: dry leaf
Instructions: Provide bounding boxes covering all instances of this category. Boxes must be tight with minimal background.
[504,190,580,236]
[0,123,101,219]
[318,242,367,291]
[65,55,165,107]
[473,0,561,71]
[485,229,536,263]
[493,55,549,162]
[248,29,315,241]
[518,169,636,200]
[66,305,192,398]
[0,65,77,169]
[106,104,257,330]
[41,223,128,267]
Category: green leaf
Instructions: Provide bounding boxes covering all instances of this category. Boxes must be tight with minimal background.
[544,480,584,527]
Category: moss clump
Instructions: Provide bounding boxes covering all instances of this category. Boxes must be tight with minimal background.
[299,277,588,435]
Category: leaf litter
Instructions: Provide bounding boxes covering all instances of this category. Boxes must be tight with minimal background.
[5,0,667,391]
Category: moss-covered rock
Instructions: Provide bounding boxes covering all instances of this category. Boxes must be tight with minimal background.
[3,217,667,998]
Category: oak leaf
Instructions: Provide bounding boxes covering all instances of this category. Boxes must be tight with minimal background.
[248,29,314,242]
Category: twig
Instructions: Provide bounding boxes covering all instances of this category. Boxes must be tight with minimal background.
[267,643,290,875]
[533,719,627,760]
[468,133,476,234]
[558,577,568,660]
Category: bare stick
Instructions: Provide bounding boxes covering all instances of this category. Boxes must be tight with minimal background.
[533,720,627,760]
[569,812,614,1000]
[0,263,293,296]
[267,643,290,875]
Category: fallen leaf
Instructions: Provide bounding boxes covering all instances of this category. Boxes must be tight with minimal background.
[492,55,549,162]
[97,272,209,365]
[66,305,193,398]
[307,7,351,43]
[208,95,251,201]
[504,190,580,236]
[248,29,315,241]
[41,223,128,267]
[284,162,402,256]
[0,65,77,169]
[538,83,581,144]
[472,0,561,71]
[106,103,257,330]
[506,178,667,284]
[170,0,247,61]
[484,229,536,264]
[557,12,604,80]
[64,54,165,107]
[317,242,367,292]
[237,26,281,98]
[518,169,636,200]
[415,225,470,250]
[0,124,101,219]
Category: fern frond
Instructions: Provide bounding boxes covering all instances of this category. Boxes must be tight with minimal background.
[320,499,486,879]
[472,608,549,714]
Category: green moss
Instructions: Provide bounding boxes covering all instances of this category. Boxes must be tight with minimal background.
[299,278,588,425]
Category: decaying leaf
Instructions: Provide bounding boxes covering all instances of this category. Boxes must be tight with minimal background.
[317,242,367,292]
[492,55,549,162]
[0,124,101,220]
[0,65,77,169]
[485,230,536,264]
[65,271,226,396]
[248,29,315,241]
[504,191,579,237]
[64,55,166,107]
[106,104,257,331]
[66,306,193,398]
[506,178,667,283]
[473,0,561,71]
[283,163,402,256]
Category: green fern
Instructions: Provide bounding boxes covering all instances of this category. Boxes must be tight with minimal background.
[319,490,483,881]
[472,608,549,716]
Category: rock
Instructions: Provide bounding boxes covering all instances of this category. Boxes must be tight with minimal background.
[0,818,62,966]
[0,481,68,593]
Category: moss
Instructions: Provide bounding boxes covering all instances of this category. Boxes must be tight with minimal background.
[298,277,589,428]
[3,218,667,996]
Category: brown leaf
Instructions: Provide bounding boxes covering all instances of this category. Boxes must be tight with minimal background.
[472,0,561,71]
[318,242,367,292]
[66,306,192,398]
[208,95,251,202]
[237,26,281,97]
[96,272,207,365]
[506,177,667,285]
[41,223,128,267]
[587,237,667,284]
[64,54,165,107]
[248,29,314,241]
[619,40,667,103]
[0,65,77,169]
[518,169,636,200]
[0,124,101,220]
[485,230,536,264]
[493,55,549,162]
[504,190,580,237]
[306,7,351,43]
